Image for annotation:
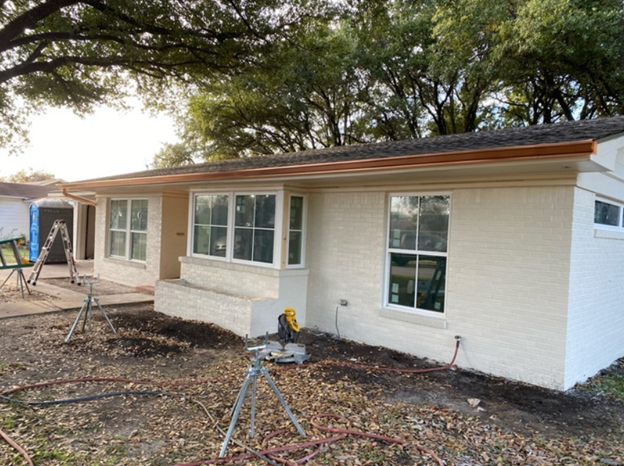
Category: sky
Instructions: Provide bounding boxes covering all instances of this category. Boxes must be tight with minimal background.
[0,103,178,183]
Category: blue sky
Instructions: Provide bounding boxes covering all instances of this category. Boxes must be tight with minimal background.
[0,103,177,182]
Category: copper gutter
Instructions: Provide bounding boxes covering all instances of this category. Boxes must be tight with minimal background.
[60,188,97,206]
[59,139,597,191]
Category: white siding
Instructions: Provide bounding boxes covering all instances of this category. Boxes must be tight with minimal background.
[305,186,575,389]
[565,185,624,387]
[0,198,30,240]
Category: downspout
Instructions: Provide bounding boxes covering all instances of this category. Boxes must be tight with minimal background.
[61,188,97,207]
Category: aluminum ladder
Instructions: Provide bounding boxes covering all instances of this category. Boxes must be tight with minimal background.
[27,219,80,286]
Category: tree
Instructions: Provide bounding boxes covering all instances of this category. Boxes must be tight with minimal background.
[150,142,199,169]
[0,0,322,152]
[432,0,624,126]
[172,17,372,160]
[2,168,56,182]
[155,0,624,166]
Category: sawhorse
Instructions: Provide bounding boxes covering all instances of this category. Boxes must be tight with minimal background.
[0,237,34,298]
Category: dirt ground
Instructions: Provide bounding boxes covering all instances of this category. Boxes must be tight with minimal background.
[0,287,623,465]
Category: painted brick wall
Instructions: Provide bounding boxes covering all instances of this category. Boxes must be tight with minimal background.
[94,195,163,287]
[448,186,573,389]
[305,186,575,389]
[180,257,280,298]
[565,186,624,387]
[157,259,309,337]
[155,279,253,335]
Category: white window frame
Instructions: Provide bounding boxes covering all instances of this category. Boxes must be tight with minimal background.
[189,190,284,268]
[286,194,306,269]
[594,197,624,231]
[384,193,451,316]
[108,198,148,262]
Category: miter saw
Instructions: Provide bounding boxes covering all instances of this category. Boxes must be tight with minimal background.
[265,308,310,364]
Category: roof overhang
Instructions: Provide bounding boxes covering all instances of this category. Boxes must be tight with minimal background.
[59,139,598,193]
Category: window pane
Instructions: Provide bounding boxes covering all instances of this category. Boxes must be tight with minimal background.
[253,229,274,263]
[131,200,148,231]
[288,232,302,265]
[595,200,620,226]
[233,228,253,260]
[211,196,229,225]
[255,195,276,228]
[235,195,255,227]
[389,196,418,250]
[131,232,147,261]
[109,231,126,256]
[290,196,304,230]
[388,253,416,307]
[209,226,227,256]
[195,196,212,225]
[196,195,228,226]
[193,225,210,255]
[110,200,127,230]
[418,196,449,252]
[416,256,446,312]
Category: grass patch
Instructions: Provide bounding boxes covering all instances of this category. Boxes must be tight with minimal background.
[592,375,624,403]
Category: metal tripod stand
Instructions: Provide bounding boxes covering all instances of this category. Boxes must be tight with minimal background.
[219,338,306,457]
[65,275,117,343]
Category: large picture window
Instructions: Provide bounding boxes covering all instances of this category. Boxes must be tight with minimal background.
[109,199,148,261]
[386,195,450,313]
[191,192,278,265]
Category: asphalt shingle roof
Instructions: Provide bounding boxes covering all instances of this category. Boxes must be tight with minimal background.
[78,116,624,183]
[0,182,56,199]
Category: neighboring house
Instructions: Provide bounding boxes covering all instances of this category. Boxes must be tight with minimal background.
[0,182,57,241]
[59,116,624,391]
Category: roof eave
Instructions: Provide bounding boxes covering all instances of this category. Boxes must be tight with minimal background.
[59,139,598,191]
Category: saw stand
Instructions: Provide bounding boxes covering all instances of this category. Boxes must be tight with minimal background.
[219,337,306,457]
[65,274,117,344]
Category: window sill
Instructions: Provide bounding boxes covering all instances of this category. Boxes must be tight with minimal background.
[380,307,448,329]
[104,257,146,270]
[594,228,624,240]
[181,255,308,277]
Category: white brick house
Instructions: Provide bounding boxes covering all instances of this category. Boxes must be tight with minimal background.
[60,117,624,390]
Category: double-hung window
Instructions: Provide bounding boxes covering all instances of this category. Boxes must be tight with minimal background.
[287,196,305,266]
[594,198,624,230]
[386,195,450,313]
[109,199,148,261]
[193,194,229,256]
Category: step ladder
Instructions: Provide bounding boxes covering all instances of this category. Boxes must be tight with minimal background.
[27,219,80,286]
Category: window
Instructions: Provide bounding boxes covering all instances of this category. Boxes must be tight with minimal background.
[234,194,276,263]
[193,195,229,256]
[287,196,305,266]
[386,195,450,313]
[191,192,279,265]
[109,199,148,261]
[594,198,624,229]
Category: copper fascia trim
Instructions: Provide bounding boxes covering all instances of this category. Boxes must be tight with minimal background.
[59,139,597,191]
[61,188,97,206]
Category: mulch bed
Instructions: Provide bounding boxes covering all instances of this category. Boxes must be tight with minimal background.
[0,304,623,465]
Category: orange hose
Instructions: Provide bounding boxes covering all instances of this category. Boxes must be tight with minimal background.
[0,428,34,466]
